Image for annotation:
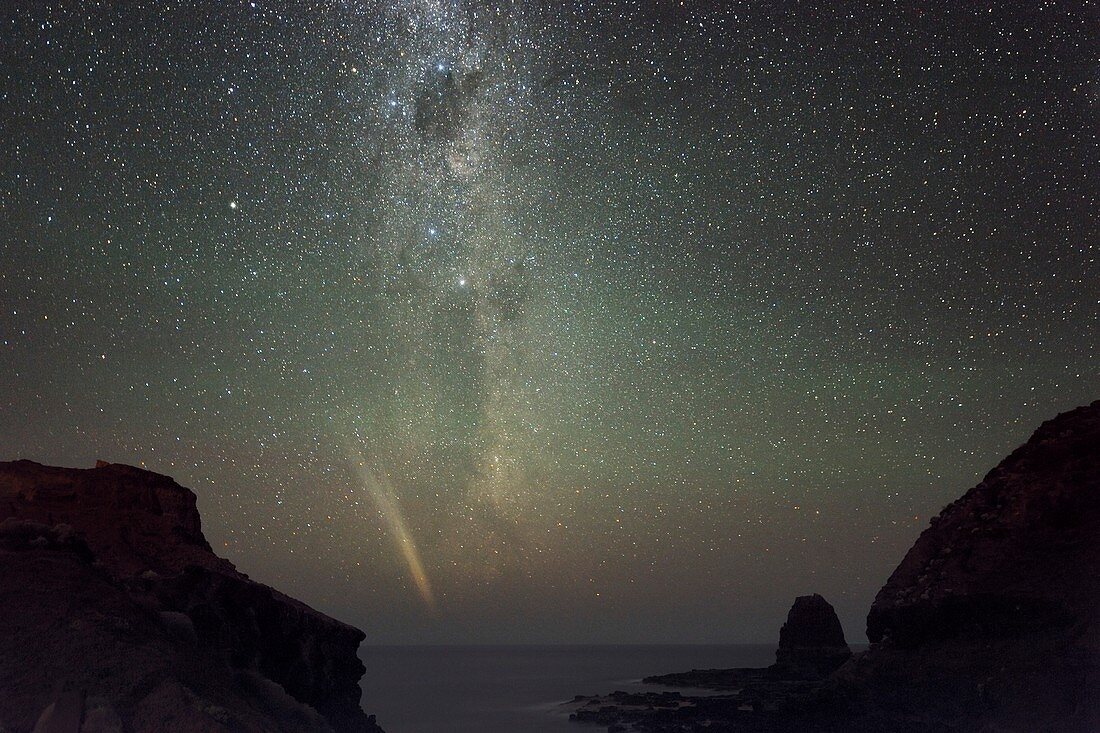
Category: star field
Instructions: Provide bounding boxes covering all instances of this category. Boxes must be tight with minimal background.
[1,1,1096,643]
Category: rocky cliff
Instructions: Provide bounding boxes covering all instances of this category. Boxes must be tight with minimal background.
[0,459,384,733]
[569,400,1100,732]
[839,399,1100,732]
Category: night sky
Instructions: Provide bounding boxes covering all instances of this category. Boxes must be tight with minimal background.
[1,1,1096,644]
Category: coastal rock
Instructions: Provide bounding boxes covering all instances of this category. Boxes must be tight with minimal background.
[844,400,1100,732]
[867,401,1100,648]
[641,593,851,693]
[572,595,852,731]
[771,594,851,680]
[0,460,232,578]
[574,400,1100,732]
[0,460,384,733]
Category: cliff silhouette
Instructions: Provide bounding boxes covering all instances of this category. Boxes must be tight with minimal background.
[0,460,384,733]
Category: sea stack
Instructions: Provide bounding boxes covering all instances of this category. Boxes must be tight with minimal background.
[770,593,852,680]
[0,460,384,733]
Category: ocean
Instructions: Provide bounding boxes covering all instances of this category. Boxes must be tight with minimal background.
[359,644,778,733]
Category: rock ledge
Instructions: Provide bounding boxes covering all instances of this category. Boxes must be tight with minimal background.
[0,459,384,733]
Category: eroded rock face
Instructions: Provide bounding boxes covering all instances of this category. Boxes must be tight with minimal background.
[0,460,231,578]
[867,400,1100,649]
[0,460,383,733]
[844,400,1100,732]
[772,594,851,679]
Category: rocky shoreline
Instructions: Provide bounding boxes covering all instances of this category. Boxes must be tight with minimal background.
[568,594,853,732]
[568,401,1100,733]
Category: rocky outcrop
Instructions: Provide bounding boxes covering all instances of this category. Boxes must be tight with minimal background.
[0,461,233,578]
[0,460,384,733]
[772,594,851,680]
[840,399,1100,732]
[639,594,850,693]
[866,401,1100,648]
[568,595,852,730]
[572,400,1100,732]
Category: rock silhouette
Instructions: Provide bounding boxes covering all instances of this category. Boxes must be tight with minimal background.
[570,400,1100,732]
[0,460,384,733]
[772,594,852,680]
[836,399,1100,732]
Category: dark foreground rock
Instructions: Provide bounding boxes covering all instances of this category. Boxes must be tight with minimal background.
[571,595,850,730]
[836,399,1100,732]
[771,594,851,680]
[570,400,1100,732]
[0,460,384,733]
[640,594,850,695]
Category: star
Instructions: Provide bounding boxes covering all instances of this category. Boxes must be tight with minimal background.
[1,0,1093,650]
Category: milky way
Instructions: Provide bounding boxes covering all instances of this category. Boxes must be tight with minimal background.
[343,1,564,594]
[1,2,1096,642]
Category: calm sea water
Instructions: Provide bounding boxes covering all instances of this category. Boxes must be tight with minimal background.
[359,644,777,733]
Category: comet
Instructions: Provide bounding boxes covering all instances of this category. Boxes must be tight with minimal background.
[350,452,436,610]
